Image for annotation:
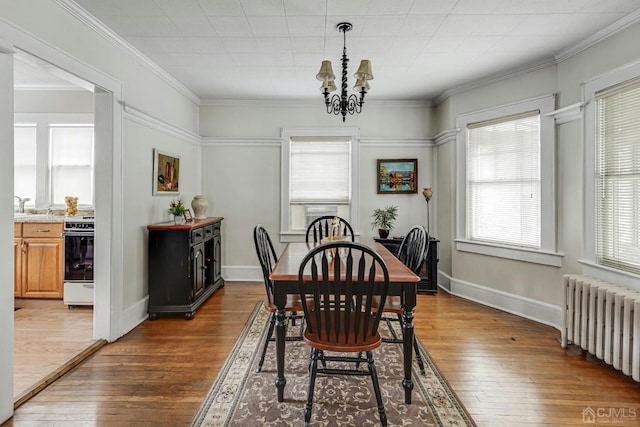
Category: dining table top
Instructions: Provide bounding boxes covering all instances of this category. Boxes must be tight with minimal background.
[270,239,420,284]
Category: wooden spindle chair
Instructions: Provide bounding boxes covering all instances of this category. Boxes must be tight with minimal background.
[297,241,390,427]
[253,225,304,373]
[305,215,355,243]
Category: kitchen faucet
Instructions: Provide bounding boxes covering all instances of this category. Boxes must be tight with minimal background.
[14,195,31,213]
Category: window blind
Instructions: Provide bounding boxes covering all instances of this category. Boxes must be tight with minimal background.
[466,111,541,248]
[290,138,351,203]
[50,126,94,205]
[14,125,37,207]
[595,78,640,275]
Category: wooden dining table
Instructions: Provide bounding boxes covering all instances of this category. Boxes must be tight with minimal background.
[269,239,420,404]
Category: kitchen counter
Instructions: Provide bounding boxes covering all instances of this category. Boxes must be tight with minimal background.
[14,214,65,223]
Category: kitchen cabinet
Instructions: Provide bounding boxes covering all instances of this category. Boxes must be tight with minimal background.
[147,217,224,320]
[14,222,64,298]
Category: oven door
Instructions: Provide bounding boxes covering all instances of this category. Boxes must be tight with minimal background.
[63,231,95,282]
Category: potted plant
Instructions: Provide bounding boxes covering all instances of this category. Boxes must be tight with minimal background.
[169,199,186,224]
[371,205,398,238]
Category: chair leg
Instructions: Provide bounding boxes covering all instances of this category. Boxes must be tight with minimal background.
[305,348,319,427]
[366,350,388,427]
[256,312,276,373]
[413,337,426,375]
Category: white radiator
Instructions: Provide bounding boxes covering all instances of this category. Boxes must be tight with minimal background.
[561,274,640,382]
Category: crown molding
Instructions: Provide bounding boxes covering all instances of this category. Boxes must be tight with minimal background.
[434,57,558,106]
[118,101,200,145]
[434,11,640,106]
[56,0,200,105]
[555,9,640,63]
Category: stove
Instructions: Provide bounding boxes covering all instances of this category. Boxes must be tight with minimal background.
[63,216,95,231]
[62,216,95,307]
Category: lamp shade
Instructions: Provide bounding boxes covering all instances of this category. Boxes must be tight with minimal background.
[316,60,336,81]
[354,59,373,80]
[320,78,337,93]
[353,78,370,92]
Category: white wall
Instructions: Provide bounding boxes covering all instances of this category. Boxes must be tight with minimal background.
[0,2,202,421]
[199,101,436,279]
[433,20,640,328]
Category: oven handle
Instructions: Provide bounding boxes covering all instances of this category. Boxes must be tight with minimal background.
[62,231,95,237]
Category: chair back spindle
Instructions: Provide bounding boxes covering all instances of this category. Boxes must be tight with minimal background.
[306,215,355,243]
[298,241,389,348]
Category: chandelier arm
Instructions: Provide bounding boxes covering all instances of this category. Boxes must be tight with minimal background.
[328,94,342,115]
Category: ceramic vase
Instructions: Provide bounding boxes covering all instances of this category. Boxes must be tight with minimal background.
[191,195,209,219]
[173,214,186,225]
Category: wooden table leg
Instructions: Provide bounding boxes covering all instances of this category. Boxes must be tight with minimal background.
[402,307,415,404]
[275,307,286,402]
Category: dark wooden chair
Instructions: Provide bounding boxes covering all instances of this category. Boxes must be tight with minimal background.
[297,241,390,427]
[253,224,304,373]
[381,224,429,374]
[305,215,355,243]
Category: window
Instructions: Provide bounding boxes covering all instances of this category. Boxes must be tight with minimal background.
[14,124,37,209]
[281,128,360,241]
[455,95,559,266]
[594,78,640,275]
[50,126,94,205]
[467,112,540,248]
[14,113,94,209]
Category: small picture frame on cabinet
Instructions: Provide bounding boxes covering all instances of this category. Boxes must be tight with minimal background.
[184,209,193,222]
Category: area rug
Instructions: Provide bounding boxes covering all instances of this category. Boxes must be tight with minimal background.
[191,302,475,426]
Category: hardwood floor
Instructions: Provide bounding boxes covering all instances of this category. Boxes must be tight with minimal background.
[13,298,98,407]
[5,282,640,426]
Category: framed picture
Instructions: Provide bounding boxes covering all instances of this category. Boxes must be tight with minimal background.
[377,158,418,194]
[153,149,180,195]
[184,209,193,222]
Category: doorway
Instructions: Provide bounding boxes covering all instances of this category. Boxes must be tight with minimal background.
[13,51,100,402]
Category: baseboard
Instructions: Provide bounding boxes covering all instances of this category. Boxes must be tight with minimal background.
[222,266,262,282]
[447,275,562,330]
[121,296,149,337]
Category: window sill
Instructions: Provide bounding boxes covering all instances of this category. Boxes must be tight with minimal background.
[578,260,640,291]
[455,239,564,267]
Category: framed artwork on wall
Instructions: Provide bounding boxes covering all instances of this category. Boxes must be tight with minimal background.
[153,149,180,195]
[377,158,418,194]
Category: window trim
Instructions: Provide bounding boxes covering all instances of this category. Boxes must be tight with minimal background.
[582,59,640,288]
[280,127,360,242]
[455,94,562,266]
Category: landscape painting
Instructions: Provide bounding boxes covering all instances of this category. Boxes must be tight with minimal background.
[377,159,418,194]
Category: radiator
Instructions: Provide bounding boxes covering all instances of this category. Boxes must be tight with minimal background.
[561,274,640,382]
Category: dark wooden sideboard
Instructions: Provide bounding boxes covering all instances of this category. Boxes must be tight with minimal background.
[147,217,224,319]
[374,236,439,294]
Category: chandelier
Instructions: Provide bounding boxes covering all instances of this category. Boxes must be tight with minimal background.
[316,22,373,122]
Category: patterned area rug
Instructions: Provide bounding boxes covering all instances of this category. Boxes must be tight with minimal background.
[191,302,475,426]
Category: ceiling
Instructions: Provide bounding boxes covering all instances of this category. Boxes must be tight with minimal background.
[19,0,640,102]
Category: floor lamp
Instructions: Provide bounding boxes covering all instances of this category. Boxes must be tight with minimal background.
[422,187,433,234]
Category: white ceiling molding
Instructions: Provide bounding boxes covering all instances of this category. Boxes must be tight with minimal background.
[555,9,640,63]
[55,0,199,105]
[434,57,558,106]
[118,101,200,145]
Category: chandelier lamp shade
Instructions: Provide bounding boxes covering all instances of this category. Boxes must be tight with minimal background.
[316,22,373,122]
